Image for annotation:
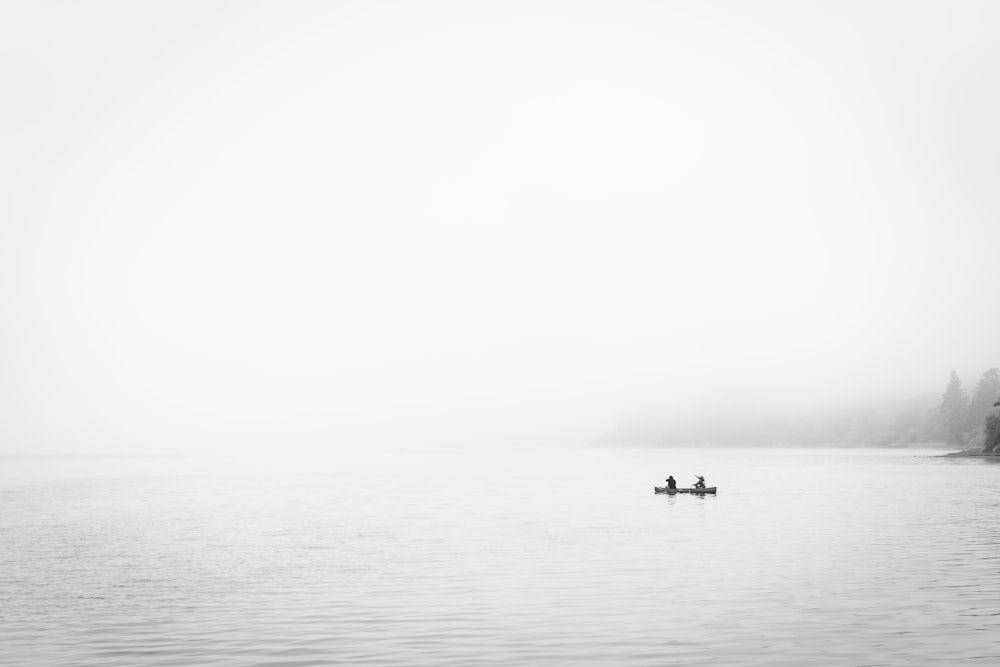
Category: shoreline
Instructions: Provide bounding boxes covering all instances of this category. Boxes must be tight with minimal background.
[939,449,1000,458]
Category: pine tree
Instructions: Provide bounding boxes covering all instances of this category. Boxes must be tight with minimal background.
[968,367,1000,429]
[939,370,970,447]
[984,413,1000,454]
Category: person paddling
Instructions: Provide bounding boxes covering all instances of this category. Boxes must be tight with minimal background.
[665,475,677,490]
[694,476,706,489]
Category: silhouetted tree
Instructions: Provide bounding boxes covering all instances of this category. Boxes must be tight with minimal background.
[968,368,1000,431]
[939,370,970,447]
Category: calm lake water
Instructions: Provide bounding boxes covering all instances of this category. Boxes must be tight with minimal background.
[2,447,999,666]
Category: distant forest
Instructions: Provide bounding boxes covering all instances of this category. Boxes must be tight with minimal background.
[594,368,1000,450]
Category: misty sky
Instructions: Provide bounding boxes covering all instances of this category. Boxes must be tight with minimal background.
[2,1,999,455]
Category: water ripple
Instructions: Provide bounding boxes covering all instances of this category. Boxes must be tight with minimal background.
[2,449,999,666]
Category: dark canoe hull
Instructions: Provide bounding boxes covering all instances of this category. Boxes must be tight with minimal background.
[654,486,717,494]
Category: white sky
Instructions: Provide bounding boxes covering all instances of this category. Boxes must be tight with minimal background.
[2,1,999,455]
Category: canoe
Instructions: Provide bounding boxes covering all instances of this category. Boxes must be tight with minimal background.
[654,486,717,494]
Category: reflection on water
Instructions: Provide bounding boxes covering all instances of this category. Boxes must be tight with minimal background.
[2,448,999,666]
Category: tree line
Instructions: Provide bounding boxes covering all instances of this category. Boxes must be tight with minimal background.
[593,367,1000,449]
[940,368,1000,453]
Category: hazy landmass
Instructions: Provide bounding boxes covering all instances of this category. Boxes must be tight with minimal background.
[593,394,945,448]
[595,368,1000,450]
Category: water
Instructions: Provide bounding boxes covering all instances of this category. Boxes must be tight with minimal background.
[2,447,999,666]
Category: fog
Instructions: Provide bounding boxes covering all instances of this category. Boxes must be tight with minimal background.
[2,1,998,456]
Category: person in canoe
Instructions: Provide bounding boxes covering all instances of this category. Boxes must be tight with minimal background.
[694,476,706,489]
[665,475,677,490]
